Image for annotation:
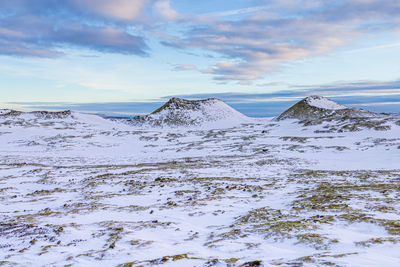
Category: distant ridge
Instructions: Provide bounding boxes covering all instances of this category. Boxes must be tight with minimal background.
[129,97,250,127]
[0,109,72,119]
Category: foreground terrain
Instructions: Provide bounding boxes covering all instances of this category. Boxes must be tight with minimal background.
[0,98,400,266]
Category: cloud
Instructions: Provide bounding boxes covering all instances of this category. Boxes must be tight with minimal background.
[53,24,149,55]
[0,39,63,58]
[0,0,182,57]
[199,6,269,18]
[154,0,178,21]
[0,16,149,57]
[291,80,400,94]
[172,64,197,71]
[163,0,400,83]
[162,79,400,102]
[69,0,149,21]
[1,0,399,84]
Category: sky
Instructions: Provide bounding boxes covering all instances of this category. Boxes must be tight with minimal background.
[0,0,400,117]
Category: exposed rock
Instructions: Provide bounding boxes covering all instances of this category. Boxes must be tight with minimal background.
[30,110,72,119]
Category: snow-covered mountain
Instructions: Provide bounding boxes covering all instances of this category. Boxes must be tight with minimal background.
[129,97,251,127]
[276,95,398,132]
[277,95,366,121]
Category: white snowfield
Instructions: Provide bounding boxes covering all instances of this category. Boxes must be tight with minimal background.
[0,101,400,266]
[305,95,348,110]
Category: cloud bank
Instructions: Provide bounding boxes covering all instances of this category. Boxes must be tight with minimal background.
[9,80,400,117]
[1,0,400,84]
[0,0,177,57]
[164,0,400,83]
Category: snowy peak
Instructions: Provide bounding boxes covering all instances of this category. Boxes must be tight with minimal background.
[151,97,220,114]
[274,95,389,121]
[276,95,353,121]
[275,95,398,132]
[130,97,250,127]
[304,95,347,110]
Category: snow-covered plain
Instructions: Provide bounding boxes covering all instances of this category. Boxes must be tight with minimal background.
[1,104,400,266]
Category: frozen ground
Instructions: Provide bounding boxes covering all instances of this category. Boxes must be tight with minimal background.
[1,109,400,266]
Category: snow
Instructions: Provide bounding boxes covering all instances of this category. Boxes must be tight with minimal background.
[0,109,11,115]
[305,95,348,110]
[1,105,400,266]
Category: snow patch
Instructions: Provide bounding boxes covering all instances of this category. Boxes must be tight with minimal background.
[0,109,12,115]
[305,95,347,110]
